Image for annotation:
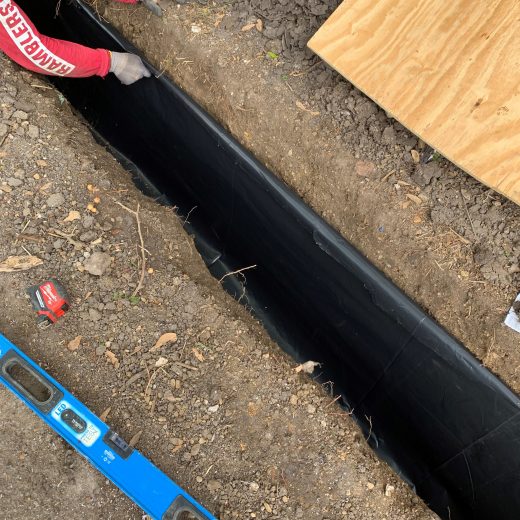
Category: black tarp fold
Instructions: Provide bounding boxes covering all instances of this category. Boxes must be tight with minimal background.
[16,1,520,518]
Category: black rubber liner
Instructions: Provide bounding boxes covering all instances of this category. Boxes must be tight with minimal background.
[18,1,520,518]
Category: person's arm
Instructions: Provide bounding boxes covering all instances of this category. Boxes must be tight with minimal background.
[0,0,150,83]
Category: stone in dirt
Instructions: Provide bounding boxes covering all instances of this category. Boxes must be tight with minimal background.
[46,193,65,208]
[83,252,112,276]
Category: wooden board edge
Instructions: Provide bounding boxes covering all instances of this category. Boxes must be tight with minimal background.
[306,38,520,207]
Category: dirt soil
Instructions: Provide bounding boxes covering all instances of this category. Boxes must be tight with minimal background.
[0,56,438,520]
[101,0,520,391]
[2,0,520,517]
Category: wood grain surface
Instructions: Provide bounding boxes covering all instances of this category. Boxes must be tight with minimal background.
[308,0,520,205]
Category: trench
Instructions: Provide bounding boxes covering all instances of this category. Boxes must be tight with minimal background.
[15,1,520,519]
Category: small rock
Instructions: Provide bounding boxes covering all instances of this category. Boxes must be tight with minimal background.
[89,308,102,322]
[381,125,397,145]
[14,100,35,112]
[190,444,201,456]
[366,482,375,490]
[208,404,219,413]
[0,123,8,137]
[27,125,39,139]
[95,344,106,356]
[355,160,376,177]
[79,231,97,242]
[82,215,95,228]
[289,394,298,406]
[250,482,260,492]
[207,480,222,493]
[12,110,28,120]
[84,252,112,276]
[46,193,66,208]
[307,404,316,414]
[7,177,22,187]
[385,484,395,497]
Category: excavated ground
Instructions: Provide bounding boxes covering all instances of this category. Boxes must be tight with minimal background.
[0,56,435,519]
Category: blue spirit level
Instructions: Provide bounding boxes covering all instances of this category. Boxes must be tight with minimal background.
[0,333,217,520]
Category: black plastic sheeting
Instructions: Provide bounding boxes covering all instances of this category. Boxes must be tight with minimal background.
[18,2,520,518]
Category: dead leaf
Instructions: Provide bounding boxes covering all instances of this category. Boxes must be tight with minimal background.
[214,13,225,28]
[155,357,169,368]
[256,18,263,31]
[67,335,82,352]
[150,332,178,351]
[294,360,321,374]
[0,255,43,272]
[241,22,256,31]
[411,150,420,163]
[192,348,205,362]
[129,430,143,447]
[99,407,111,422]
[63,210,81,222]
[406,193,423,205]
[171,441,183,453]
[295,100,320,116]
[105,350,119,367]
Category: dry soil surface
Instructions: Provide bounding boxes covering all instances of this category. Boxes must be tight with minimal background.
[0,56,437,520]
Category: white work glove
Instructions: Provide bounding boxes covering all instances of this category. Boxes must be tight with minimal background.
[141,0,162,16]
[109,52,151,86]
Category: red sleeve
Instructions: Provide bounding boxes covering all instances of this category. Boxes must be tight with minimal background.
[0,0,111,78]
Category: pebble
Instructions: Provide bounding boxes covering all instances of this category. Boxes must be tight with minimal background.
[84,252,112,276]
[12,110,28,120]
[95,344,106,356]
[207,480,222,493]
[385,484,395,497]
[82,215,95,228]
[7,177,22,187]
[0,123,8,136]
[46,193,66,208]
[27,125,39,139]
[89,308,102,322]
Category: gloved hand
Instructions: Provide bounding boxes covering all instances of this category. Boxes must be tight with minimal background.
[109,52,151,85]
[141,0,163,16]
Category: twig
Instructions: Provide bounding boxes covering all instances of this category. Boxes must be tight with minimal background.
[448,227,470,245]
[48,228,83,249]
[219,264,257,282]
[365,415,373,442]
[324,395,342,409]
[381,169,395,182]
[175,361,198,371]
[183,206,197,225]
[115,201,146,297]
[459,189,477,238]
[31,83,53,90]
[0,132,10,148]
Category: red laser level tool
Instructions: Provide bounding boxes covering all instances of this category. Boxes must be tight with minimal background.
[27,279,70,328]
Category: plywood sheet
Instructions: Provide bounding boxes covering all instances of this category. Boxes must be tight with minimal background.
[308,0,520,205]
